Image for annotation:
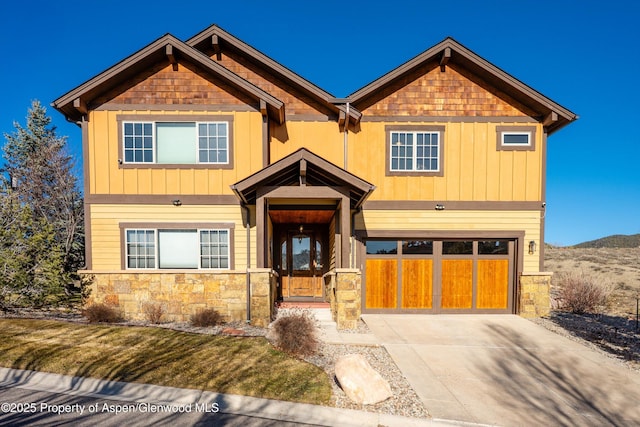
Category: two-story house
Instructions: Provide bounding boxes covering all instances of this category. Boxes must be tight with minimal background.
[53,25,576,328]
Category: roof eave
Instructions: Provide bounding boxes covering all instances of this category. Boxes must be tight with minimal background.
[52,33,285,124]
[348,37,577,132]
[187,24,347,121]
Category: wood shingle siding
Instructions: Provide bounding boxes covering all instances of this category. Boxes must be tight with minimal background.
[361,66,528,117]
[105,64,250,106]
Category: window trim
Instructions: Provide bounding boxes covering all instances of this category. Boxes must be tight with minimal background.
[496,125,536,151]
[385,125,445,177]
[117,114,234,169]
[120,222,235,270]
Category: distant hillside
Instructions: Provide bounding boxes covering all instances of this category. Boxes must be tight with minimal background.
[573,234,640,248]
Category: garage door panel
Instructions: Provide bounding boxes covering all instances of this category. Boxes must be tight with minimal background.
[365,259,397,309]
[402,259,433,308]
[441,259,473,309]
[477,259,509,309]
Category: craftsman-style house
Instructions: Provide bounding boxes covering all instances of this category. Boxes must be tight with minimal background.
[53,25,576,328]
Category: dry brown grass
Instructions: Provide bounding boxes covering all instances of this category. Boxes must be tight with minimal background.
[0,318,332,404]
[545,247,640,317]
[544,247,640,369]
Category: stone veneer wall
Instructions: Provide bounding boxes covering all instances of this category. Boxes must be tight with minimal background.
[84,271,276,326]
[519,272,552,318]
[325,269,361,330]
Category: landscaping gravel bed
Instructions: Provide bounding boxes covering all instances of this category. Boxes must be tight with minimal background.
[530,311,640,372]
[305,343,428,418]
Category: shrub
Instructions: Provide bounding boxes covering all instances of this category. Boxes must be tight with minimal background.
[142,302,164,324]
[270,310,318,357]
[557,271,613,314]
[83,303,122,323]
[190,308,223,327]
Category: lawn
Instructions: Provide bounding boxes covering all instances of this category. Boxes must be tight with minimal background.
[0,318,332,405]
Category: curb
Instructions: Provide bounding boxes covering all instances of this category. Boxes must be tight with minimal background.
[0,367,449,426]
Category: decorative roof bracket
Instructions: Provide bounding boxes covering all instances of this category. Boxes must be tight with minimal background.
[543,111,558,128]
[212,34,222,60]
[73,98,87,115]
[440,47,451,72]
[166,44,178,71]
[299,159,307,186]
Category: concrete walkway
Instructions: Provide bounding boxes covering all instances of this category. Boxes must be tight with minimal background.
[361,314,640,426]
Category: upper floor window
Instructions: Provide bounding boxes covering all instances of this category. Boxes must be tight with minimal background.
[386,125,445,177]
[117,114,234,168]
[123,121,228,164]
[496,126,536,151]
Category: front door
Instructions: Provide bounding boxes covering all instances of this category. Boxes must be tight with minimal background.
[278,227,325,299]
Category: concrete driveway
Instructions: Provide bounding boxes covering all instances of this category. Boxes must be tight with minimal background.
[361,314,640,426]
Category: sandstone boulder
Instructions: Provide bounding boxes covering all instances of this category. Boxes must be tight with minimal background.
[334,353,392,404]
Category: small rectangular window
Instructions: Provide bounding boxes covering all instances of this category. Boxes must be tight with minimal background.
[442,241,473,255]
[496,126,536,151]
[402,240,433,254]
[366,240,398,255]
[478,240,509,255]
[502,132,531,146]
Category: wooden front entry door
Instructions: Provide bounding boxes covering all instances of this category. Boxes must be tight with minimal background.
[278,228,325,299]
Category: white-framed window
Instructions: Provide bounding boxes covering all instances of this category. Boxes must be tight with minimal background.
[125,228,230,269]
[123,121,229,164]
[390,131,440,172]
[496,126,536,151]
[500,131,531,146]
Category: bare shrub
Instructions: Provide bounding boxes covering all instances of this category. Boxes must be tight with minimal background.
[142,302,164,324]
[190,308,223,327]
[557,271,613,314]
[270,310,318,357]
[83,303,122,323]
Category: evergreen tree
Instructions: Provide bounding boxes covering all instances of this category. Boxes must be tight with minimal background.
[1,100,84,307]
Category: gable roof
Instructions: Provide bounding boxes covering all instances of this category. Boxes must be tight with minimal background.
[52,34,285,124]
[231,148,375,208]
[348,37,577,134]
[187,24,362,126]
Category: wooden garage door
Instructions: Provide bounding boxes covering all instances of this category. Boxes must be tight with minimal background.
[402,259,433,308]
[365,259,397,308]
[365,238,514,313]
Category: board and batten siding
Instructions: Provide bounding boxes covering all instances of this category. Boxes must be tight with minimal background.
[269,120,345,166]
[357,209,541,272]
[88,204,252,271]
[349,121,543,202]
[88,110,264,196]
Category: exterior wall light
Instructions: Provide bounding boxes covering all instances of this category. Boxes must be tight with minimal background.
[172,199,182,206]
[528,240,537,255]
[435,204,445,211]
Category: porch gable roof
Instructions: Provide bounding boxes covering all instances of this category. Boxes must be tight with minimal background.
[231,148,375,208]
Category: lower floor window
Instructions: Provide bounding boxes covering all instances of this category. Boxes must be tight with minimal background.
[126,228,230,269]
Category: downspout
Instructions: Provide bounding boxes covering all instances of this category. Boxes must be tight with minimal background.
[350,207,361,268]
[343,102,350,170]
[243,203,251,323]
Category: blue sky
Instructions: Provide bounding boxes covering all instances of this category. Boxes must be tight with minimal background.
[1,0,638,246]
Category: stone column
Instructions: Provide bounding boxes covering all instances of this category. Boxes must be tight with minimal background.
[334,268,361,330]
[248,268,277,327]
[519,272,552,318]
